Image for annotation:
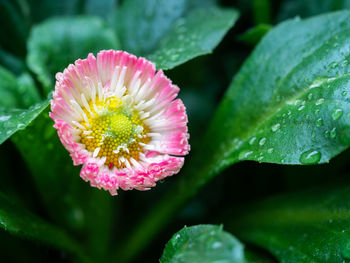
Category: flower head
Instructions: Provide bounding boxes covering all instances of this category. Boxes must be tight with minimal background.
[50,50,190,195]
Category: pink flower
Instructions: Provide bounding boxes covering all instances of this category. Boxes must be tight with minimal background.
[50,50,190,195]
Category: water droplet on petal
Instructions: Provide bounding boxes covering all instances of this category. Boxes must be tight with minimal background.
[299,150,321,164]
[332,108,343,120]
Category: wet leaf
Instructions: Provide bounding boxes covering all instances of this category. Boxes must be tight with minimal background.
[160,225,247,263]
[202,11,350,169]
[148,7,239,70]
[27,16,120,93]
[0,100,48,145]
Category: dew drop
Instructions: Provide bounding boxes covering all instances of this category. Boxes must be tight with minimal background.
[249,137,257,145]
[332,108,343,120]
[238,150,253,160]
[315,98,325,105]
[170,54,179,61]
[259,137,267,146]
[17,123,25,130]
[212,242,222,249]
[330,127,337,139]
[271,123,281,132]
[316,118,323,127]
[342,91,347,97]
[0,115,12,122]
[324,130,330,138]
[341,59,349,67]
[329,62,338,69]
[299,150,321,165]
[267,148,274,153]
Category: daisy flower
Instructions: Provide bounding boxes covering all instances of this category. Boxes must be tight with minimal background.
[50,50,190,195]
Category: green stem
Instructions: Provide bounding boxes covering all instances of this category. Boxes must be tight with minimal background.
[111,148,230,263]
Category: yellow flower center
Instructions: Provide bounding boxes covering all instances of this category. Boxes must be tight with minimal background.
[79,96,150,169]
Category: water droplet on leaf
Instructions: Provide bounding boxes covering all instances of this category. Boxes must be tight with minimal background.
[316,118,323,127]
[330,127,337,139]
[299,150,321,164]
[271,123,281,132]
[315,98,325,105]
[17,123,25,130]
[238,150,253,160]
[249,137,257,145]
[332,108,343,120]
[259,138,267,146]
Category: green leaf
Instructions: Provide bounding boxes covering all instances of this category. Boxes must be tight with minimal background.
[0,66,40,109]
[113,0,188,56]
[202,10,350,167]
[229,182,350,263]
[0,99,48,145]
[277,0,350,21]
[148,7,239,70]
[12,107,113,262]
[160,225,247,263]
[27,16,120,93]
[0,191,90,263]
[0,66,22,109]
[113,1,238,69]
[238,24,272,46]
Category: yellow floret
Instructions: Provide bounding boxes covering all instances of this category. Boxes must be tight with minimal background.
[79,96,150,169]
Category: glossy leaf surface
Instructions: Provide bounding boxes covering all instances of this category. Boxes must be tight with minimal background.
[160,225,247,263]
[27,16,119,93]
